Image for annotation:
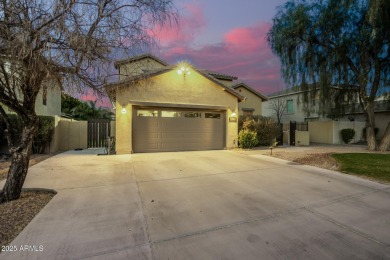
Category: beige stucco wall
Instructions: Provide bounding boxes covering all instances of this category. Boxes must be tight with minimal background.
[283,131,309,146]
[35,85,61,117]
[332,120,366,144]
[118,58,166,80]
[236,87,262,116]
[58,118,88,150]
[1,85,61,117]
[115,69,239,154]
[339,112,389,140]
[309,120,365,144]
[295,131,310,146]
[309,121,334,144]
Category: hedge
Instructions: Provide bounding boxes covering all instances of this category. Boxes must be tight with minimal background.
[0,115,54,154]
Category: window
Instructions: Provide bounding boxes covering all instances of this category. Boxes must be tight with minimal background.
[243,110,253,117]
[161,111,181,117]
[242,108,254,117]
[287,99,294,114]
[137,110,158,117]
[184,112,201,118]
[205,113,221,119]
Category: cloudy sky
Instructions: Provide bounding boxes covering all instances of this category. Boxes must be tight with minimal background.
[88,0,289,107]
[151,0,288,94]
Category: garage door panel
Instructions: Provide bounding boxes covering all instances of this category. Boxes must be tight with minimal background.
[182,133,203,139]
[133,108,225,152]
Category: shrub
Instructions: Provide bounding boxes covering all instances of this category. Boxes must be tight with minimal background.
[239,116,279,146]
[238,129,258,149]
[0,114,22,146]
[0,115,54,153]
[256,117,280,146]
[32,116,55,153]
[341,128,355,144]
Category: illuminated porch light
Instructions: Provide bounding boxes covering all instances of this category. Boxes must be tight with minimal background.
[231,112,237,117]
[121,108,127,114]
[176,61,191,77]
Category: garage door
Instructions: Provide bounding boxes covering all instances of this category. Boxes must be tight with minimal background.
[133,108,225,152]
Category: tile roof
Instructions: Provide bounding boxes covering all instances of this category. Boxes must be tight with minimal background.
[114,53,169,69]
[231,82,268,101]
[200,70,238,80]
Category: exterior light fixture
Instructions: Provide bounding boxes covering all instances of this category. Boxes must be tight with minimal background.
[177,62,191,77]
[231,112,237,117]
[121,108,127,114]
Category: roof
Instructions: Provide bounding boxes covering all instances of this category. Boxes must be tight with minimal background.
[267,84,362,98]
[105,66,246,102]
[114,53,169,69]
[267,86,304,98]
[200,70,238,81]
[231,82,268,101]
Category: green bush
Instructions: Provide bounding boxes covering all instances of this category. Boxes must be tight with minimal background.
[0,114,22,146]
[0,115,54,153]
[238,129,258,149]
[341,128,355,144]
[239,116,279,146]
[32,116,55,153]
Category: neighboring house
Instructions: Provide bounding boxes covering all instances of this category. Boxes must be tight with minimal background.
[0,82,61,153]
[263,87,390,143]
[105,53,249,154]
[231,82,268,117]
[262,86,324,123]
[1,83,61,117]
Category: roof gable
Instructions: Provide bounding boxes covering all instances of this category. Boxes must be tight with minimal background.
[231,82,268,101]
[106,66,245,102]
[114,53,169,69]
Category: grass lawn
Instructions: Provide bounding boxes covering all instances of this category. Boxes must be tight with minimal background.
[332,153,390,183]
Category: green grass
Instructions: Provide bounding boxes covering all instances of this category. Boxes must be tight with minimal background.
[332,153,390,183]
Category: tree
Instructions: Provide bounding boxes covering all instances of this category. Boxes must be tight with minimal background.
[62,94,113,120]
[268,97,287,125]
[268,0,390,151]
[0,0,176,203]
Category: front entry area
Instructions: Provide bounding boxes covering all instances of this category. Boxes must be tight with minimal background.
[132,107,225,153]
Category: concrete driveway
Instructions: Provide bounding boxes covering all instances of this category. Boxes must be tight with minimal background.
[1,149,389,259]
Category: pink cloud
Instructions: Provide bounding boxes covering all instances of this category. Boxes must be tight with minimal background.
[155,22,285,95]
[149,2,206,47]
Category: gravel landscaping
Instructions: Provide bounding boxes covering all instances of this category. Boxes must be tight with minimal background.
[0,190,56,249]
[0,153,58,249]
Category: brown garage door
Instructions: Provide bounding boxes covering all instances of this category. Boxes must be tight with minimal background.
[133,108,225,152]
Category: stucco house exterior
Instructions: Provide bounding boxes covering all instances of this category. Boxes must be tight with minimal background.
[105,54,260,154]
[231,82,268,117]
[1,83,61,117]
[262,87,389,144]
[262,87,324,123]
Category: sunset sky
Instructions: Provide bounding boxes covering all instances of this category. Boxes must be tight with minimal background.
[151,0,288,94]
[86,0,289,107]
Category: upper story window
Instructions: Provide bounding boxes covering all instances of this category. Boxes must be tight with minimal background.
[287,99,294,114]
